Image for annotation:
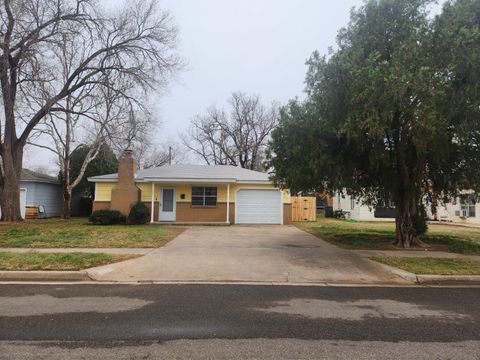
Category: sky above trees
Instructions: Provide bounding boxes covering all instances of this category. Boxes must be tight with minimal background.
[24,0,444,169]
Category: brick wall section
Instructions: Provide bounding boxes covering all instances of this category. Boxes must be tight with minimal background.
[176,202,230,223]
[143,201,160,221]
[110,150,140,215]
[92,201,110,212]
[93,201,289,224]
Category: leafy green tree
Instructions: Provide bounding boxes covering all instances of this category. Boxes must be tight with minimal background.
[59,144,118,217]
[269,0,480,247]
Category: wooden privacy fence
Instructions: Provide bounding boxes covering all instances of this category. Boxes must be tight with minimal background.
[291,196,317,222]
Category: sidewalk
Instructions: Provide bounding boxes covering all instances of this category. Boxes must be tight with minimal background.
[0,248,151,255]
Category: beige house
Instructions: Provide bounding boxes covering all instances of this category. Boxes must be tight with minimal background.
[88,151,292,225]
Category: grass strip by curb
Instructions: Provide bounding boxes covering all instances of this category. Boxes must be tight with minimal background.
[371,256,480,275]
[0,252,138,271]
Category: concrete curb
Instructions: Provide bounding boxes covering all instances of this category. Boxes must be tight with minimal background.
[369,258,480,285]
[365,260,418,283]
[0,271,92,282]
[416,275,480,285]
[1,270,479,285]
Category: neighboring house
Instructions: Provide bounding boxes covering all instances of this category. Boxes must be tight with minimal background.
[431,194,479,225]
[21,169,63,218]
[0,169,63,219]
[333,191,480,225]
[333,193,396,221]
[88,150,292,225]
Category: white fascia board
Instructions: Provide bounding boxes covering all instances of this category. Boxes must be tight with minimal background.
[141,177,236,183]
[88,177,272,184]
[87,177,117,182]
[235,181,274,185]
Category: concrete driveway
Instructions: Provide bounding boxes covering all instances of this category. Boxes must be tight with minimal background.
[89,225,408,284]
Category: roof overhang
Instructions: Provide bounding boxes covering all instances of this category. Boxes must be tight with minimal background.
[88,177,273,185]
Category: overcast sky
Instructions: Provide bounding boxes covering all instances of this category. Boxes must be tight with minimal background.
[156,0,362,138]
[23,0,373,170]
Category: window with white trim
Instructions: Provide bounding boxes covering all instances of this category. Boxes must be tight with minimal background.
[192,187,217,206]
[460,195,476,218]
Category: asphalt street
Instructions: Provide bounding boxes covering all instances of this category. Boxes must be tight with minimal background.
[0,284,479,359]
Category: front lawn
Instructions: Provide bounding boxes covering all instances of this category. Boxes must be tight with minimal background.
[297,217,480,254]
[0,218,183,248]
[0,252,138,271]
[371,256,480,275]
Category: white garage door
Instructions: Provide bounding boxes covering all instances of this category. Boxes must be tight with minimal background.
[235,189,282,224]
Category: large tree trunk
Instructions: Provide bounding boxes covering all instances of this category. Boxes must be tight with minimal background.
[0,145,24,222]
[62,188,72,219]
[60,107,72,219]
[394,195,421,248]
[61,153,72,219]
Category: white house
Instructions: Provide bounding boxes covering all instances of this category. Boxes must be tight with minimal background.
[333,192,479,225]
[332,193,395,221]
[433,194,478,225]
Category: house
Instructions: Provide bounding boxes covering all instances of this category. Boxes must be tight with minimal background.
[431,194,479,225]
[1,169,63,219]
[333,193,396,221]
[333,191,479,225]
[88,150,292,225]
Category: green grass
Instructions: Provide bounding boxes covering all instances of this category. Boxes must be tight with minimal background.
[371,256,480,275]
[0,252,138,271]
[0,218,183,248]
[297,216,480,254]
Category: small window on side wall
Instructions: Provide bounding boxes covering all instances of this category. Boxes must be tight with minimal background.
[192,186,217,206]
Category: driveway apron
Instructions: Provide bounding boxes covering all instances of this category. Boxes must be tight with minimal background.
[88,225,408,284]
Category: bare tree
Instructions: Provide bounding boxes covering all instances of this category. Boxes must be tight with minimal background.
[183,92,278,170]
[30,77,150,218]
[142,142,185,169]
[0,0,181,221]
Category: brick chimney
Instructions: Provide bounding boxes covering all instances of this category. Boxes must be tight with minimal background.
[110,149,141,215]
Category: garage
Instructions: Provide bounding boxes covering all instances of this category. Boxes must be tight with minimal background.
[235,189,282,224]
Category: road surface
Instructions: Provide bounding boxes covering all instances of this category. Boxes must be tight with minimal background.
[0,284,479,359]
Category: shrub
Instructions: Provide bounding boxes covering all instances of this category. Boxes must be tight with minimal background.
[89,210,126,225]
[127,202,148,225]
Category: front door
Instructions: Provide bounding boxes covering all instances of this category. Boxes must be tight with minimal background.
[159,188,176,221]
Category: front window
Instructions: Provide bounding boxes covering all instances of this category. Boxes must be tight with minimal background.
[460,195,476,218]
[192,187,217,206]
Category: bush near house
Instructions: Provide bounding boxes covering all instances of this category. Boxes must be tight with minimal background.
[128,202,148,225]
[89,210,126,225]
